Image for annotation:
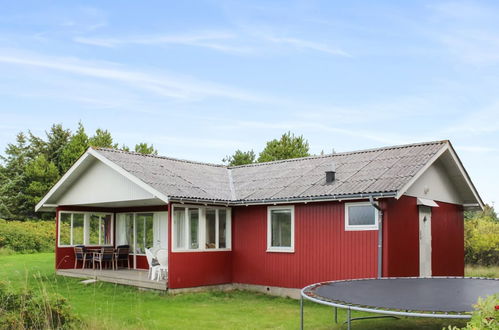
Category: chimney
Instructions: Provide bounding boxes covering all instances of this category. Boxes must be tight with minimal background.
[326,162,336,183]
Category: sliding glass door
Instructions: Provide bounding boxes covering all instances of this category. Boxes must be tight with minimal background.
[116,212,168,269]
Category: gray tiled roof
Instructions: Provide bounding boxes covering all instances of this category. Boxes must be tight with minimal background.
[94,140,447,203]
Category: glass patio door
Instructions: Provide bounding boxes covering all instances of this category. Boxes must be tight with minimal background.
[116,212,168,269]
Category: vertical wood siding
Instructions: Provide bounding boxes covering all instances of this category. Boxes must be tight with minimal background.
[168,252,232,289]
[431,201,464,276]
[383,196,420,277]
[232,201,378,289]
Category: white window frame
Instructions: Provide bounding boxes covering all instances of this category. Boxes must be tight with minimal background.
[344,202,379,231]
[57,211,114,247]
[267,205,295,253]
[171,204,232,253]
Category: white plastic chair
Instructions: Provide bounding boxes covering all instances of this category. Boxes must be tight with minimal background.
[155,249,168,282]
[149,246,160,256]
[145,248,160,280]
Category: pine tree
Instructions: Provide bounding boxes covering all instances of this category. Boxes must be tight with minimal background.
[134,143,158,155]
[0,133,32,219]
[222,150,256,166]
[45,124,71,174]
[60,122,89,173]
[257,132,310,162]
[25,154,59,217]
[89,129,118,149]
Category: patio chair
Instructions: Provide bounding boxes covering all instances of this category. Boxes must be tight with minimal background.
[114,245,130,269]
[145,248,160,280]
[155,249,168,282]
[93,247,115,270]
[74,246,93,269]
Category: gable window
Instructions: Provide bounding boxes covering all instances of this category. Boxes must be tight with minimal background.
[58,211,113,247]
[267,206,295,253]
[172,205,231,252]
[345,202,379,231]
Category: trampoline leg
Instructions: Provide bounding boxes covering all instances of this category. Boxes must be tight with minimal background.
[347,308,351,330]
[334,307,338,324]
[300,295,304,330]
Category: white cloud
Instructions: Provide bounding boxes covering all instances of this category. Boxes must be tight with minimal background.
[0,50,270,103]
[74,31,253,53]
[263,36,350,57]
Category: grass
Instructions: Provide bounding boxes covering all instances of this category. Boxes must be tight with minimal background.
[465,264,499,278]
[1,254,495,329]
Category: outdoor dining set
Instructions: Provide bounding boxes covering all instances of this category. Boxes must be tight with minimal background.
[73,245,168,281]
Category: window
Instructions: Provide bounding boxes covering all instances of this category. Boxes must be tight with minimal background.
[89,214,112,245]
[116,212,168,256]
[116,213,133,246]
[345,202,379,231]
[172,205,231,252]
[267,206,294,253]
[57,212,113,246]
[135,213,154,254]
[206,209,216,249]
[205,208,228,249]
[59,213,72,246]
[173,208,186,249]
[188,208,199,249]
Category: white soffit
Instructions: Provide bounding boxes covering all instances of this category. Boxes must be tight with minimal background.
[417,198,439,207]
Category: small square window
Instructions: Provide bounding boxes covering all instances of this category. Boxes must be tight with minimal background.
[345,202,379,231]
[267,206,295,252]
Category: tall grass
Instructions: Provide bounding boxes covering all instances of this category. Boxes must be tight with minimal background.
[465,264,499,278]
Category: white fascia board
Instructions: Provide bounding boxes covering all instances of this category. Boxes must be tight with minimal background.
[396,142,484,210]
[88,149,169,204]
[446,144,484,209]
[396,143,450,200]
[35,151,92,212]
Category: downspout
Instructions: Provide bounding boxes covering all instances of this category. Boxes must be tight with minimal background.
[369,196,383,279]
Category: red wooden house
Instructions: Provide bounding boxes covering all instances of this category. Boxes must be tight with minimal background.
[36,140,483,296]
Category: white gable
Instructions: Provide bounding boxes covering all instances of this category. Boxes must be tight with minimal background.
[57,158,156,206]
[405,159,462,204]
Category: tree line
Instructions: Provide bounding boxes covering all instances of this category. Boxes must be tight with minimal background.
[0,123,157,220]
[0,126,311,220]
[223,131,311,166]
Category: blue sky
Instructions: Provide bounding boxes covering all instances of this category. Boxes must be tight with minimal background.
[0,1,498,205]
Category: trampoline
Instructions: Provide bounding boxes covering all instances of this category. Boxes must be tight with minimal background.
[300,277,499,329]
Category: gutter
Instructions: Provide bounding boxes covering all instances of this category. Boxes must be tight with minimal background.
[369,195,383,279]
[168,191,397,206]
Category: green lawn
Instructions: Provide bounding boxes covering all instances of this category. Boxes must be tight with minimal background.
[0,253,483,329]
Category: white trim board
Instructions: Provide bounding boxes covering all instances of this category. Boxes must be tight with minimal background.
[396,142,484,209]
[35,148,169,212]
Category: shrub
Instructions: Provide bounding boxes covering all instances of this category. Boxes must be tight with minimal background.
[0,281,78,329]
[446,294,498,330]
[0,219,55,253]
[465,206,499,266]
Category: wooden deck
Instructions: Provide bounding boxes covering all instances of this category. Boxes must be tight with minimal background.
[57,268,167,291]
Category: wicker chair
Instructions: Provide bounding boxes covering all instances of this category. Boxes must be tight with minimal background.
[93,247,115,270]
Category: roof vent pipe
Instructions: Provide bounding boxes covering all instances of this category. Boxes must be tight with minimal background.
[325,163,336,183]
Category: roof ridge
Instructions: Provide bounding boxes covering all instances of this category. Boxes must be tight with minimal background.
[227,140,449,169]
[93,147,226,168]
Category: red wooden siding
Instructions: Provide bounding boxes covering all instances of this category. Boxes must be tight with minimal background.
[383,196,420,277]
[431,201,464,276]
[168,252,232,289]
[231,201,378,289]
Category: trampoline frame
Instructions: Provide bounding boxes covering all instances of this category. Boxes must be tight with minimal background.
[299,277,495,330]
